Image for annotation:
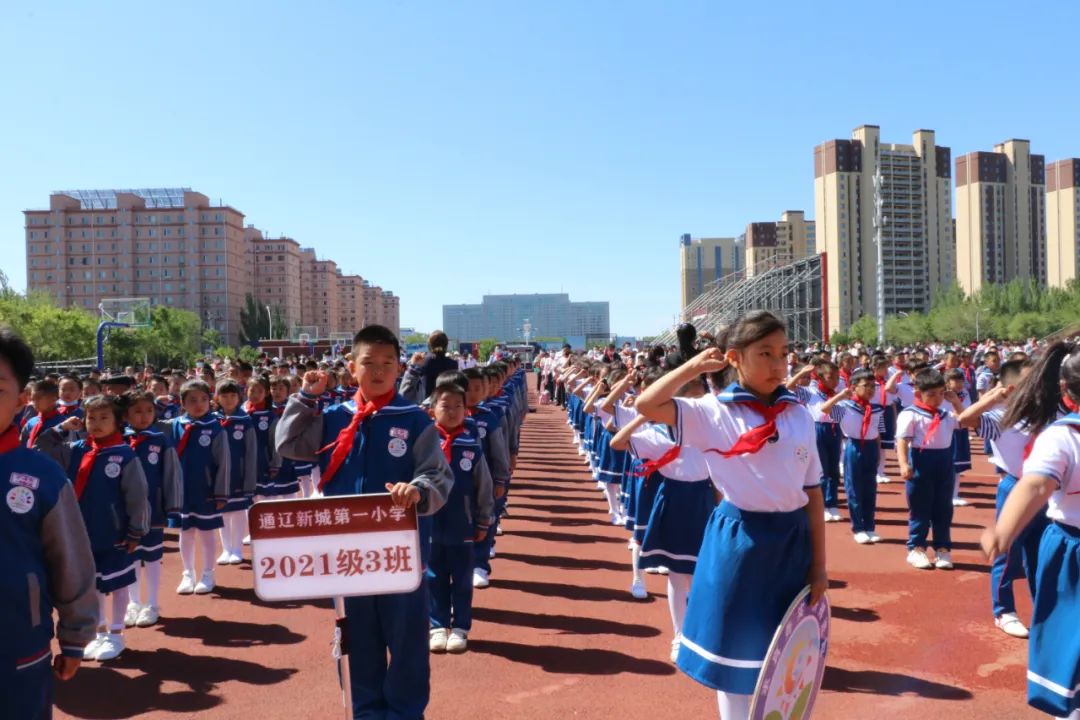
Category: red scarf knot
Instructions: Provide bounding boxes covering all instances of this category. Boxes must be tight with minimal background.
[74,432,124,499]
[634,443,681,477]
[244,400,267,414]
[708,399,793,457]
[913,401,944,446]
[317,391,395,491]
[26,409,59,449]
[436,424,465,464]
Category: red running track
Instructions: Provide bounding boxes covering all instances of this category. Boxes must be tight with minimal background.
[57,396,1043,719]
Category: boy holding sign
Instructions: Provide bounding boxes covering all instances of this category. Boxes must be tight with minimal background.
[276,324,453,720]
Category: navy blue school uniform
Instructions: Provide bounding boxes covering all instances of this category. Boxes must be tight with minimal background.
[0,428,98,719]
[247,403,278,496]
[155,396,181,422]
[629,424,715,575]
[672,384,821,693]
[951,392,973,473]
[125,428,183,563]
[470,404,511,574]
[874,378,897,450]
[430,426,494,633]
[835,398,885,534]
[20,410,64,449]
[1020,415,1080,717]
[168,415,231,531]
[217,410,258,513]
[897,404,958,551]
[275,390,453,720]
[35,431,151,594]
[802,383,843,511]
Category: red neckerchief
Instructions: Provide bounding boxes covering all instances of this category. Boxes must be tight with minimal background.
[1064,395,1079,413]
[913,401,943,445]
[26,409,58,449]
[852,395,874,440]
[436,424,465,463]
[634,444,681,477]
[244,400,267,414]
[875,376,889,406]
[317,391,395,491]
[839,368,851,385]
[74,432,124,499]
[57,402,80,416]
[816,381,836,401]
[128,431,152,450]
[710,401,792,457]
[0,425,19,454]
[176,420,198,457]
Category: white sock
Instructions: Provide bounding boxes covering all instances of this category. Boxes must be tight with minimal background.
[602,484,620,516]
[145,560,162,606]
[631,543,643,582]
[97,591,108,629]
[954,472,962,500]
[132,563,145,605]
[232,513,246,555]
[108,588,128,634]
[179,528,197,575]
[717,691,751,720]
[667,572,692,637]
[199,529,217,575]
[219,515,234,555]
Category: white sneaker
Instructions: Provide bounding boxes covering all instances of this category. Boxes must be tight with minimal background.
[952,497,969,507]
[670,636,681,663]
[876,474,891,484]
[630,579,648,600]
[445,629,468,654]
[217,550,232,566]
[867,532,882,543]
[853,532,871,544]
[829,508,843,522]
[228,552,243,565]
[995,613,1029,638]
[429,628,448,653]
[135,605,160,627]
[124,602,142,627]
[907,549,933,569]
[242,535,251,546]
[645,566,661,575]
[83,633,106,660]
[628,539,636,551]
[934,550,954,570]
[488,547,496,559]
[176,572,196,594]
[495,526,503,536]
[657,566,670,576]
[194,571,215,594]
[95,633,125,661]
[472,569,490,588]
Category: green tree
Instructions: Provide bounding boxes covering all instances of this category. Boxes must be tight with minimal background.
[847,316,879,345]
[475,338,498,362]
[402,333,428,346]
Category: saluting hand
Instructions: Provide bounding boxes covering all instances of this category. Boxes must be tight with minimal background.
[692,348,728,374]
[302,371,329,396]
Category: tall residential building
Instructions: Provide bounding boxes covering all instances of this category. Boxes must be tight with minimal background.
[443,293,609,343]
[247,226,303,334]
[744,210,814,277]
[814,126,953,334]
[955,139,1047,292]
[679,234,744,308]
[24,188,249,344]
[298,248,340,338]
[378,291,401,336]
[336,272,367,337]
[1047,159,1080,288]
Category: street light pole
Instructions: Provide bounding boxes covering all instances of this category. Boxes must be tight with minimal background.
[266,305,273,341]
[872,164,886,347]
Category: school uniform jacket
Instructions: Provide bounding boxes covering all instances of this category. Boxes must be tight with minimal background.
[168,415,232,507]
[1,442,98,669]
[125,428,183,526]
[274,392,453,515]
[432,428,495,545]
[217,411,259,498]
[468,407,511,492]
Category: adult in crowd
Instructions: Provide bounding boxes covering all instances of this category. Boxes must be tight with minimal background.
[400,330,461,403]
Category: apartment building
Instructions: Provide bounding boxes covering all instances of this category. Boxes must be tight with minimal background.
[679,234,744,308]
[1047,158,1080,288]
[744,210,815,278]
[955,139,1047,292]
[247,226,303,333]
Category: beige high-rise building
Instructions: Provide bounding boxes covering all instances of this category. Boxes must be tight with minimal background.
[814,126,953,334]
[679,234,744,308]
[955,140,1047,292]
[298,248,340,338]
[24,188,250,344]
[247,226,303,334]
[1047,159,1080,288]
[378,291,401,336]
[336,272,367,336]
[744,210,814,278]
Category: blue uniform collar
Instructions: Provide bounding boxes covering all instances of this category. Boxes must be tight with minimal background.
[715,383,799,407]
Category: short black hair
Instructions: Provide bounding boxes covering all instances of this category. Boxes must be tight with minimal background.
[215,379,244,396]
[84,393,129,426]
[849,369,875,387]
[353,325,400,356]
[914,368,945,392]
[945,368,965,383]
[435,370,468,394]
[431,378,466,403]
[180,379,212,402]
[999,358,1030,386]
[0,328,35,389]
[463,367,485,382]
[33,379,60,397]
[59,373,83,388]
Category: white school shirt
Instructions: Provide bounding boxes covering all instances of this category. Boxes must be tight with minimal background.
[977,405,1030,478]
[836,399,884,441]
[803,383,840,424]
[612,401,638,431]
[952,390,972,412]
[976,367,995,392]
[1022,421,1080,526]
[895,405,958,450]
[894,382,916,409]
[628,424,710,483]
[674,390,822,512]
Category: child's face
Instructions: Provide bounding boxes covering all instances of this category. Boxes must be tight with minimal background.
[169,377,183,394]
[728,330,788,398]
[85,406,118,438]
[83,382,101,398]
[247,383,267,405]
[126,400,156,431]
[349,343,400,399]
[183,390,211,418]
[817,368,837,389]
[918,387,945,409]
[271,383,288,404]
[946,378,964,393]
[150,380,168,397]
[0,359,22,434]
[33,390,58,414]
[466,379,486,408]
[432,391,466,429]
[852,379,875,402]
[217,391,241,414]
[59,379,81,404]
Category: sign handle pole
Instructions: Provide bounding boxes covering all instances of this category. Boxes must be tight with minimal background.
[332,596,353,719]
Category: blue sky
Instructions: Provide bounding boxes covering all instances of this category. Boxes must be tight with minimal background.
[4,2,1080,337]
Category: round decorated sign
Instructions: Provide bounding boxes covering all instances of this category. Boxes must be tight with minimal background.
[749,585,830,720]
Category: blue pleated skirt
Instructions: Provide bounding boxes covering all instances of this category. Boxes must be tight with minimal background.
[639,479,716,575]
[952,428,972,472]
[1028,521,1080,717]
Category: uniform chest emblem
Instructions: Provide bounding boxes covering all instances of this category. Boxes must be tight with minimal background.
[258,419,269,431]
[7,486,34,514]
[389,427,409,440]
[460,457,473,472]
[795,445,809,464]
[104,462,122,478]
[148,451,160,465]
[198,433,212,447]
[9,472,39,490]
[388,437,408,458]
[233,429,244,440]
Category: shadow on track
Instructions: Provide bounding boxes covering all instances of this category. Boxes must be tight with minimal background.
[473,606,661,637]
[469,639,676,676]
[157,614,307,647]
[822,666,973,700]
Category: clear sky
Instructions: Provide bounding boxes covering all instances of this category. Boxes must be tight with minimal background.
[4,2,1080,337]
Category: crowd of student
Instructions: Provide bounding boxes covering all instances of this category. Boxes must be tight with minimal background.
[549,318,1080,720]
[3,315,1080,719]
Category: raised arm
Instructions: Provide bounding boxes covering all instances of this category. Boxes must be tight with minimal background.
[635,349,726,428]
[957,386,1008,429]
